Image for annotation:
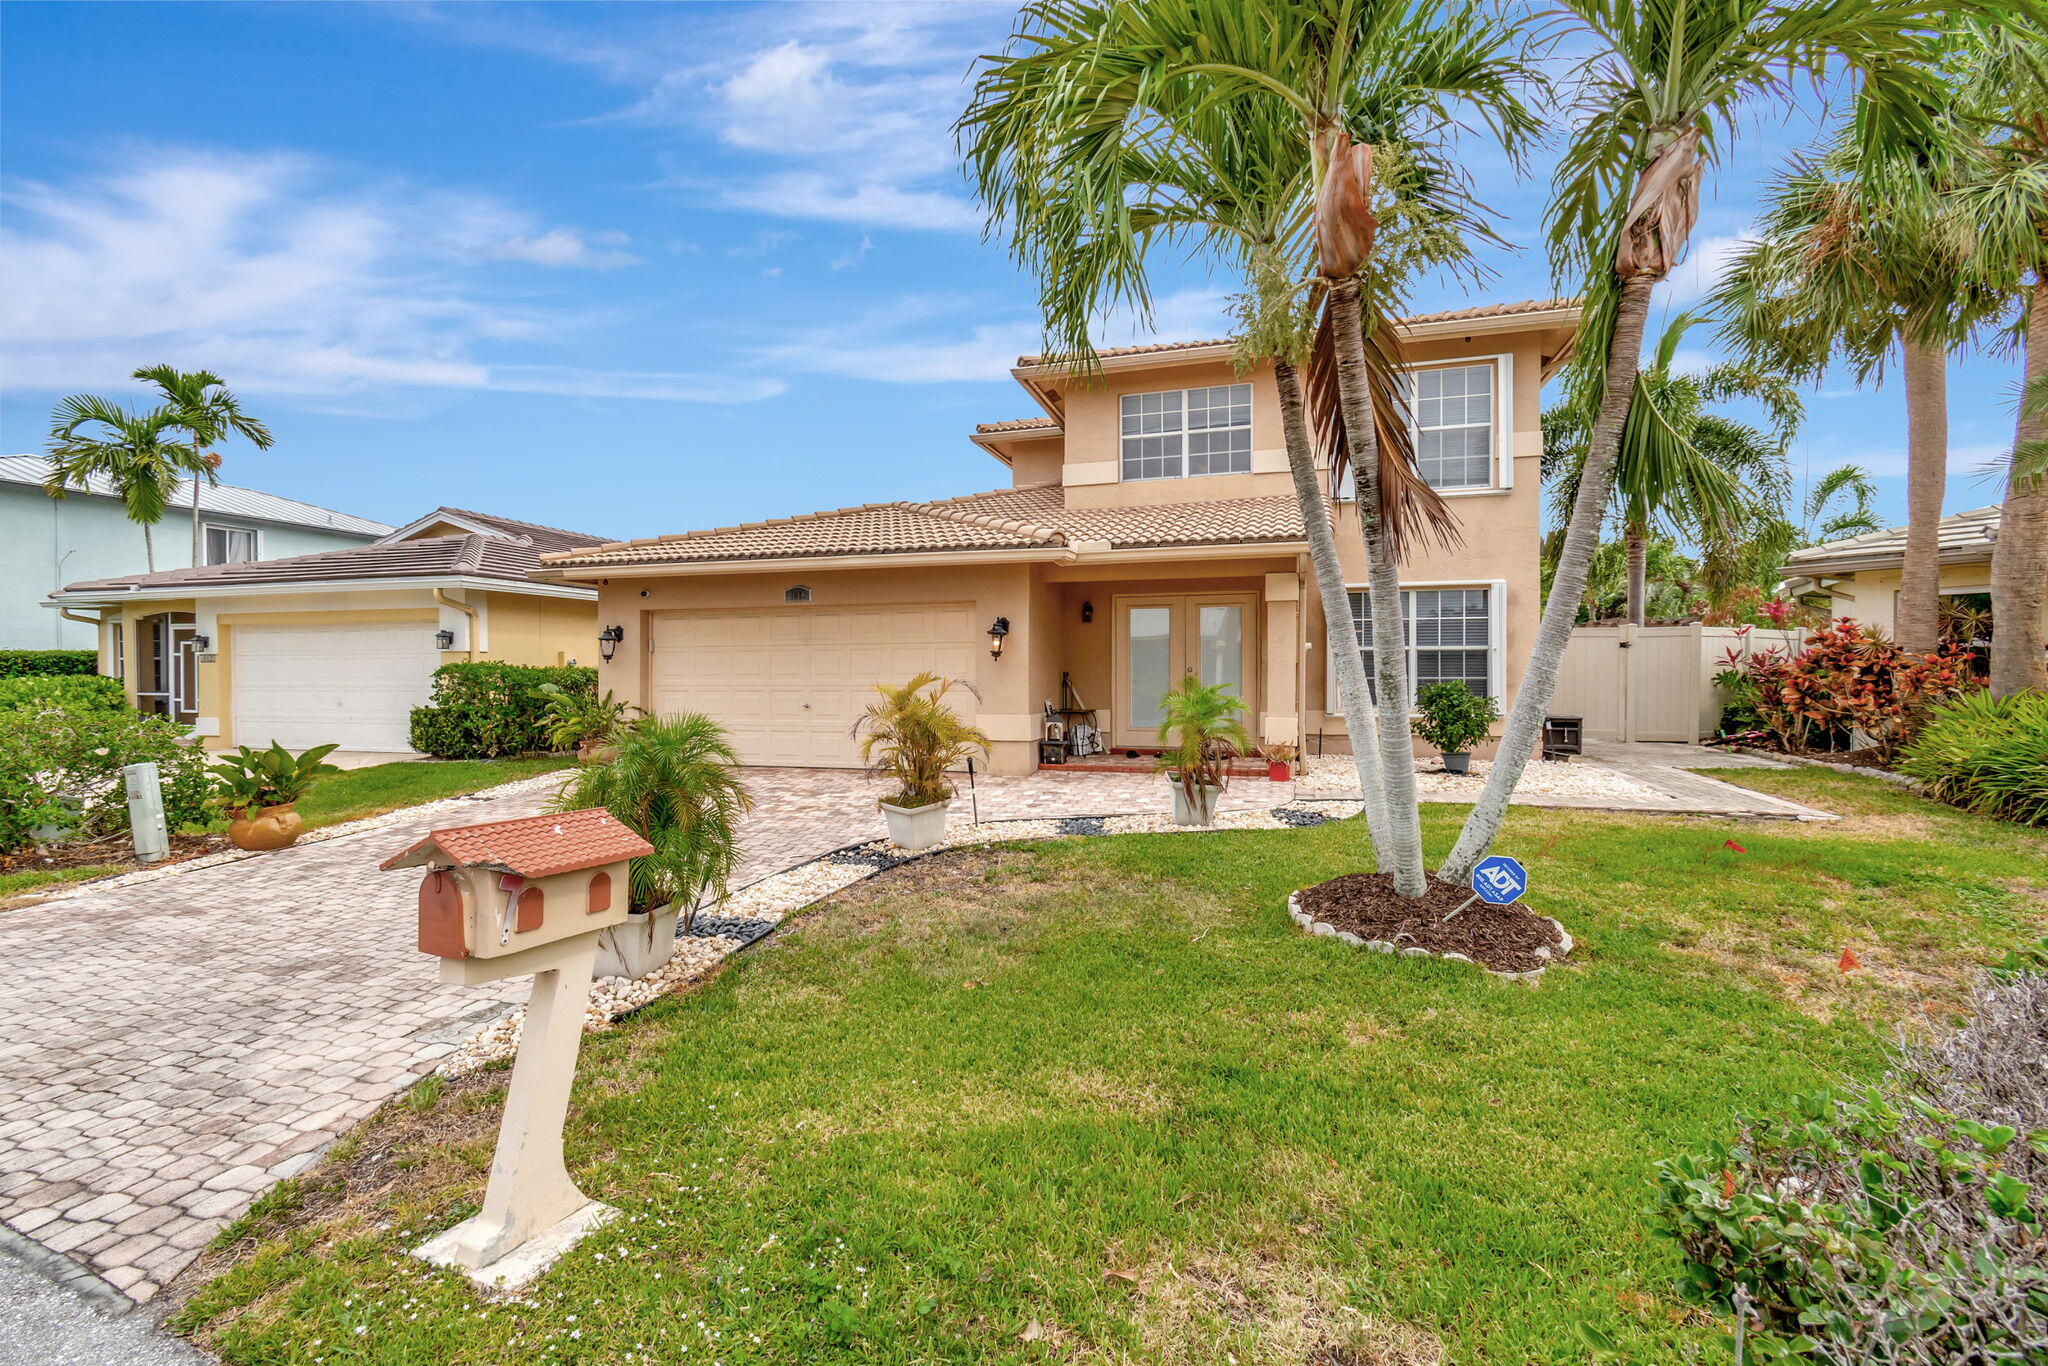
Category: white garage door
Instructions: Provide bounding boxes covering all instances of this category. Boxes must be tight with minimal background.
[649,603,980,767]
[232,622,440,752]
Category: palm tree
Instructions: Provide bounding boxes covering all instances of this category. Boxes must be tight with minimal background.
[1952,14,2048,696]
[1440,0,1951,883]
[1710,133,1997,653]
[43,396,201,573]
[962,0,1541,898]
[130,366,273,568]
[1800,464,1885,543]
[1544,314,1802,623]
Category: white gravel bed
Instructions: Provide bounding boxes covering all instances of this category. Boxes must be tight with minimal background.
[1295,754,1666,804]
[22,770,573,907]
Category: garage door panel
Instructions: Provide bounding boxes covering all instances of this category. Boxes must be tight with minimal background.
[231,622,437,752]
[650,603,979,767]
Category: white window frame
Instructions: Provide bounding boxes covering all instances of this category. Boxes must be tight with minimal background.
[1324,579,1507,715]
[109,621,124,680]
[201,522,262,566]
[1333,353,1514,498]
[1118,382,1254,482]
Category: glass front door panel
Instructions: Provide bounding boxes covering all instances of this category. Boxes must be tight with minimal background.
[1197,604,1243,696]
[1126,606,1174,730]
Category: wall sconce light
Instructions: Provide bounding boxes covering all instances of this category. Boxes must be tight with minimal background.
[1080,600,1093,624]
[597,624,625,663]
[435,629,456,650]
[191,634,211,652]
[987,616,1010,661]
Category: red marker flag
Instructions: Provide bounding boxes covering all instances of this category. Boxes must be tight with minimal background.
[1724,840,1747,853]
[1839,948,1860,973]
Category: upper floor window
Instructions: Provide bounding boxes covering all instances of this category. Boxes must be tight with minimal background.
[1120,383,1252,481]
[1415,363,1494,490]
[204,524,258,565]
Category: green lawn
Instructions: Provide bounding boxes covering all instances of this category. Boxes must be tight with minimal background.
[3,759,572,906]
[283,757,573,832]
[175,771,2046,1364]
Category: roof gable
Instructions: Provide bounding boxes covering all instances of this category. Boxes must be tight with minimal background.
[377,506,614,554]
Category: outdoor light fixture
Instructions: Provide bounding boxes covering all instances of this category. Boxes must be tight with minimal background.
[598,624,625,663]
[1081,600,1093,623]
[191,634,211,652]
[435,629,456,650]
[987,616,1010,660]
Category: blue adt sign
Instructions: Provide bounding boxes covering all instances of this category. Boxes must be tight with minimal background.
[1470,855,1528,905]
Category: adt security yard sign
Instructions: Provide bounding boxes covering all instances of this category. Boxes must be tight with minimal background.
[1470,856,1527,905]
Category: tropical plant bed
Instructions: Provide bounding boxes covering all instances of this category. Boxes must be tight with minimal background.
[1290,872,1570,975]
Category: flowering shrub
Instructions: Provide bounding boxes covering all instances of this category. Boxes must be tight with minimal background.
[1716,619,1973,757]
[0,703,209,854]
[1703,586,1823,630]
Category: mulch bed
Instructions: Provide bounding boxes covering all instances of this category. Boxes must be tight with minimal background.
[1294,872,1566,974]
[0,830,227,880]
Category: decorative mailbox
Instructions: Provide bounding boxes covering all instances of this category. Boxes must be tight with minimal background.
[381,807,652,1291]
[385,807,647,962]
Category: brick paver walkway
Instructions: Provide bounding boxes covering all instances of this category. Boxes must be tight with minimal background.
[0,754,1827,1306]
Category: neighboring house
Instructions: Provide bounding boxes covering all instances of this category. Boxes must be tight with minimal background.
[1783,505,2033,641]
[46,507,612,755]
[1,454,389,649]
[533,299,1578,775]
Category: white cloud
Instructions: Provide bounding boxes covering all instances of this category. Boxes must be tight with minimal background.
[759,287,1233,383]
[1656,233,1755,305]
[720,173,982,233]
[0,150,766,405]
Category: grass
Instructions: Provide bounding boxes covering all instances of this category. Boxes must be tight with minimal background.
[3,758,572,905]
[172,770,2047,1364]
[283,757,573,832]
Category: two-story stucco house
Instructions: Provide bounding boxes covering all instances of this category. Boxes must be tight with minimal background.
[1,454,389,649]
[533,298,1578,776]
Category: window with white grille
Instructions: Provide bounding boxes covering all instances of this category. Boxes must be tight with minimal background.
[1119,383,1252,481]
[1414,364,1494,489]
[1337,586,1496,710]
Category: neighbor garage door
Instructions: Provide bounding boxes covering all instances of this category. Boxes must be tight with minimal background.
[648,603,979,767]
[231,622,440,752]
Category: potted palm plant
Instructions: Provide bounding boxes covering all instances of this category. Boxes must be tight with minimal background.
[548,713,752,978]
[1155,677,1251,826]
[206,742,342,849]
[855,672,989,850]
[538,682,640,763]
[1412,682,1499,775]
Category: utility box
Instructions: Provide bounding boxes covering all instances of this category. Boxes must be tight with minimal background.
[381,808,650,962]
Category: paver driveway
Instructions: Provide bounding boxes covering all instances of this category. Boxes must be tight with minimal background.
[0,752,1818,1306]
[0,767,1293,1304]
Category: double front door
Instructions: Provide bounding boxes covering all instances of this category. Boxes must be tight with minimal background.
[1114,593,1257,748]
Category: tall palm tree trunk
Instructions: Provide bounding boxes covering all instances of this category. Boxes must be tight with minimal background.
[191,473,205,568]
[1443,274,1659,883]
[1896,337,1949,654]
[1624,521,1648,624]
[1989,276,2048,695]
[1327,279,1426,897]
[141,521,155,574]
[1274,356,1393,864]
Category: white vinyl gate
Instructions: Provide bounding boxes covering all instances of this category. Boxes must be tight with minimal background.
[1551,625,1806,742]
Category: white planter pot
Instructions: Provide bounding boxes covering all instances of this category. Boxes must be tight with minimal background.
[1441,751,1471,774]
[1167,779,1222,826]
[880,797,951,850]
[594,904,679,980]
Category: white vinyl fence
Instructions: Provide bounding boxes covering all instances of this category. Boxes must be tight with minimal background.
[1551,625,1807,743]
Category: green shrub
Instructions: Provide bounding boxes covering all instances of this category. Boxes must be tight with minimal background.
[408,662,597,759]
[1898,691,2048,827]
[0,704,209,854]
[1411,680,1499,755]
[1653,966,2048,1363]
[0,648,99,678]
[0,674,126,714]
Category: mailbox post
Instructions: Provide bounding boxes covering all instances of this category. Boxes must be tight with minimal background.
[382,807,652,1291]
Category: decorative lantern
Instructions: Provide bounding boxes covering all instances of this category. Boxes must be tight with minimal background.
[597,624,625,662]
[987,616,1010,660]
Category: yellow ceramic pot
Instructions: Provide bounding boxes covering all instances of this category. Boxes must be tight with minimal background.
[228,802,304,851]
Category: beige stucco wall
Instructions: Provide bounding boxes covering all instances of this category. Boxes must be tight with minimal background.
[1818,562,2024,639]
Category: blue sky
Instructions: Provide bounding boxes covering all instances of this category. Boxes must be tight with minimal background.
[0,1,2025,543]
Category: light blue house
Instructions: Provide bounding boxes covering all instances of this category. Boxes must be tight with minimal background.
[2,455,391,649]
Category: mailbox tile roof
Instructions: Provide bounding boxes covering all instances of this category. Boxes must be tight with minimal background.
[381,807,651,877]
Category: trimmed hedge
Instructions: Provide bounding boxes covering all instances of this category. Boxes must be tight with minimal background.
[0,674,127,713]
[1,705,208,854]
[408,662,596,759]
[0,649,98,678]
[1898,690,2048,827]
